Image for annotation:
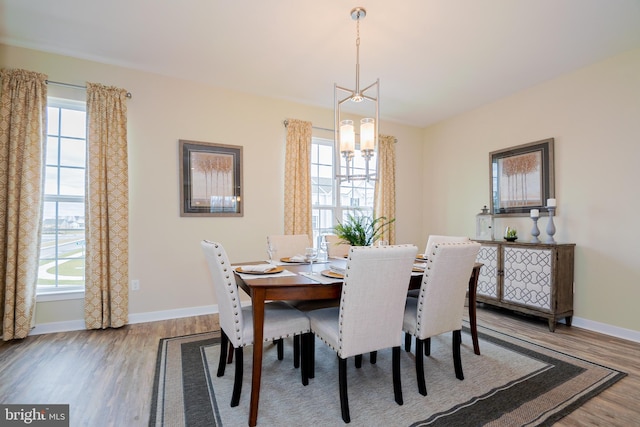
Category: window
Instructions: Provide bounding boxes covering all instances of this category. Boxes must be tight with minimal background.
[310,136,376,246]
[37,98,87,294]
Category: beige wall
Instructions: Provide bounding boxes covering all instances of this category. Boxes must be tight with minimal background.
[422,48,640,335]
[0,44,425,326]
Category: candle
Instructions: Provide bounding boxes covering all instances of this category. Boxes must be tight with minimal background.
[530,209,539,218]
[547,198,556,207]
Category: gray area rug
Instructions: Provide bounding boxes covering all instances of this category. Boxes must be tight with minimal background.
[149,323,625,426]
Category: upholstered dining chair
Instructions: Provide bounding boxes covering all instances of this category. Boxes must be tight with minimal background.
[306,244,418,423]
[406,234,471,351]
[267,234,311,260]
[403,241,481,396]
[201,240,311,407]
[323,234,350,258]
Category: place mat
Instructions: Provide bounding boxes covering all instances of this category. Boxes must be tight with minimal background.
[299,271,343,284]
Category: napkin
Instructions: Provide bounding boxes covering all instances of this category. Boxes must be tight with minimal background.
[413,262,427,270]
[239,264,277,273]
[329,260,346,275]
[289,255,307,262]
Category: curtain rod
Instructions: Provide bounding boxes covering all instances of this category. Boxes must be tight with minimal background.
[282,119,332,133]
[282,119,397,143]
[45,80,132,99]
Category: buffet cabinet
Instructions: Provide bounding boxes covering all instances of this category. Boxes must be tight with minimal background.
[473,240,575,332]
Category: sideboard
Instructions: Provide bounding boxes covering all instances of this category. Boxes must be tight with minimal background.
[473,240,575,332]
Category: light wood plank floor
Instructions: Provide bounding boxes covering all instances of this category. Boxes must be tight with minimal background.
[1,306,638,426]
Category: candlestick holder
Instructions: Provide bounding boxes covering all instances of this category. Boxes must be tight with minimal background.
[530,217,540,243]
[545,206,556,243]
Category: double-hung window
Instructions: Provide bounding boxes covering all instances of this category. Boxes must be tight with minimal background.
[37,98,87,295]
[310,136,376,246]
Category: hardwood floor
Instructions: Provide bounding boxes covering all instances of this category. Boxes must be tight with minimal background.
[1,306,638,426]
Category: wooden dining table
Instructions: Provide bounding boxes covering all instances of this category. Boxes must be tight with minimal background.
[234,260,483,426]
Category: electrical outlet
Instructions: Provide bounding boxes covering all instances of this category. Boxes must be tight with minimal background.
[131,279,140,291]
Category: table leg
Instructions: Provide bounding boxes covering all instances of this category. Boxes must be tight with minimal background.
[249,289,266,427]
[468,266,481,356]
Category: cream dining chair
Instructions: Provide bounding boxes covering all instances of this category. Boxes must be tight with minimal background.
[306,244,418,423]
[201,240,312,407]
[406,234,471,351]
[267,234,311,260]
[403,241,481,396]
[323,234,350,258]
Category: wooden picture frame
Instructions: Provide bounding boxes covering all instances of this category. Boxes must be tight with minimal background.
[489,138,555,216]
[179,140,243,217]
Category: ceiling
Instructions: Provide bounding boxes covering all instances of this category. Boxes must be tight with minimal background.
[2,0,640,128]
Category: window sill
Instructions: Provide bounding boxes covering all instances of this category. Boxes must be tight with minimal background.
[36,290,85,302]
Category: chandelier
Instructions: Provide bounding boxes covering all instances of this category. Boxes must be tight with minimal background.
[335,7,379,182]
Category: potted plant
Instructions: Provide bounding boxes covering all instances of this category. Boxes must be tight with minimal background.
[333,212,395,246]
[504,226,518,242]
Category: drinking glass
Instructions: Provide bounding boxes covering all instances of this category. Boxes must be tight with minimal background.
[319,236,329,261]
[267,243,277,264]
[305,247,318,275]
[377,239,389,247]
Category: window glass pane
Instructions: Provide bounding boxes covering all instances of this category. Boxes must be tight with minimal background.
[59,138,85,167]
[47,107,59,135]
[59,167,85,196]
[46,136,59,165]
[44,166,58,194]
[60,109,86,138]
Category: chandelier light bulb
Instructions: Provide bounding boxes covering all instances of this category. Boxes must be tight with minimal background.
[360,118,375,152]
[340,120,355,154]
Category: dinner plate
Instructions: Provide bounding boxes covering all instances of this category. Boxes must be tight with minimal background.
[235,266,284,275]
[415,254,427,261]
[321,270,344,279]
[412,267,425,272]
[280,257,308,263]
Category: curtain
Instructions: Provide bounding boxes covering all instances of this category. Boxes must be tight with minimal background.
[374,134,397,245]
[0,69,47,340]
[283,119,312,237]
[84,82,129,329]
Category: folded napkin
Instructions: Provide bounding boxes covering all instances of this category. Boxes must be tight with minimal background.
[413,262,427,270]
[329,261,346,275]
[289,255,307,262]
[239,264,277,273]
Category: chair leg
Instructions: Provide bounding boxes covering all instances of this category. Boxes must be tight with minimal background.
[217,331,229,377]
[355,354,363,369]
[294,335,300,368]
[453,330,464,380]
[308,334,316,379]
[370,351,377,364]
[404,332,412,352]
[415,339,427,396]
[231,347,243,407]
[276,338,284,360]
[300,334,309,386]
[392,346,403,405]
[424,337,431,356]
[338,356,350,423]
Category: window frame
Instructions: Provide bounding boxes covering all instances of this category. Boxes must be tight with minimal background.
[37,97,87,298]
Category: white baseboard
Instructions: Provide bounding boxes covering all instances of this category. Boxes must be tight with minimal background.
[571,316,640,343]
[28,307,639,344]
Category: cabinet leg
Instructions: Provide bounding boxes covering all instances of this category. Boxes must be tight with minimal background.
[547,319,556,332]
[565,316,573,327]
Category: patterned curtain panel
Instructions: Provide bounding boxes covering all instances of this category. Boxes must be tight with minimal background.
[283,119,312,237]
[0,69,47,340]
[84,83,129,329]
[374,134,397,244]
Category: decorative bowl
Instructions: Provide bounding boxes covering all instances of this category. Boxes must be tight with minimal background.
[504,237,517,242]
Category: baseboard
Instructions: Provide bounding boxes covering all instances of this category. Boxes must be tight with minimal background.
[27,306,639,344]
[571,316,640,343]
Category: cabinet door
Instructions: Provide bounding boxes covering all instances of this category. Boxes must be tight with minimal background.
[476,244,499,299]
[502,246,552,311]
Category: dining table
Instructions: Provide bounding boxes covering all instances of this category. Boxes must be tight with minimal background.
[234,259,483,427]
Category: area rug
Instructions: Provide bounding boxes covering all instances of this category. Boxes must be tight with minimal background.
[149,323,626,426]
